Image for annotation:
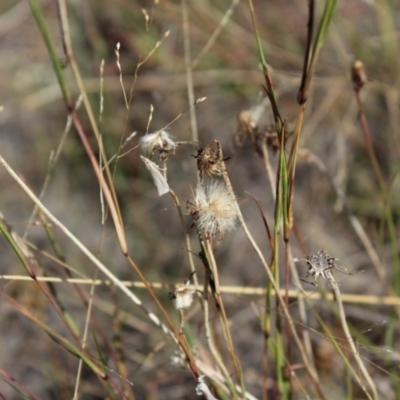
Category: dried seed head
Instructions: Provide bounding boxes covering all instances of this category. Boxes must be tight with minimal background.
[169,279,196,310]
[170,287,195,310]
[193,140,227,179]
[188,181,238,238]
[237,110,258,133]
[295,250,338,281]
[234,110,259,148]
[234,115,289,154]
[351,60,368,92]
[139,130,176,159]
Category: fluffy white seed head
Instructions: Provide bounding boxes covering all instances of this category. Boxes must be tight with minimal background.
[139,130,176,156]
[172,288,195,310]
[170,284,196,310]
[191,181,238,238]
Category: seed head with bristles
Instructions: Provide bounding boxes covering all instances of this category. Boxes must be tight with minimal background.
[169,272,197,311]
[188,181,238,239]
[294,250,339,281]
[169,285,196,311]
[139,130,176,159]
[193,140,228,180]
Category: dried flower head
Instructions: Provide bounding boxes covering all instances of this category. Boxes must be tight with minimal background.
[237,110,258,135]
[193,140,228,180]
[169,272,196,310]
[351,60,368,92]
[169,285,196,311]
[234,114,289,154]
[234,110,259,150]
[139,130,176,159]
[295,250,338,281]
[188,181,238,238]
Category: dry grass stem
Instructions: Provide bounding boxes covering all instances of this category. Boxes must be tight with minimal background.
[2,275,400,306]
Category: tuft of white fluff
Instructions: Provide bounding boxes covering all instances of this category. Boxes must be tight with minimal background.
[139,130,176,156]
[194,181,238,238]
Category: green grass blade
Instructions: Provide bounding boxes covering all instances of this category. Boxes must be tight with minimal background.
[0,219,34,277]
[309,0,338,67]
[28,0,70,105]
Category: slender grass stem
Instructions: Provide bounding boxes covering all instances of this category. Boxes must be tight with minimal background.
[326,270,378,400]
[203,281,238,399]
[204,238,245,397]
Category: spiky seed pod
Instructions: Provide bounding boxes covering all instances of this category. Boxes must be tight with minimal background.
[305,250,338,280]
[188,181,238,239]
[351,60,367,92]
[139,130,176,159]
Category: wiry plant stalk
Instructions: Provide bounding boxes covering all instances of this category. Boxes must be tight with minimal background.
[56,0,127,254]
[204,238,245,397]
[181,0,198,144]
[203,283,238,399]
[326,270,378,400]
[23,95,83,241]
[168,189,200,297]
[73,269,97,400]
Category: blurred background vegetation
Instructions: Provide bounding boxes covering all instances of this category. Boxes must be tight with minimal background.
[0,0,399,398]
